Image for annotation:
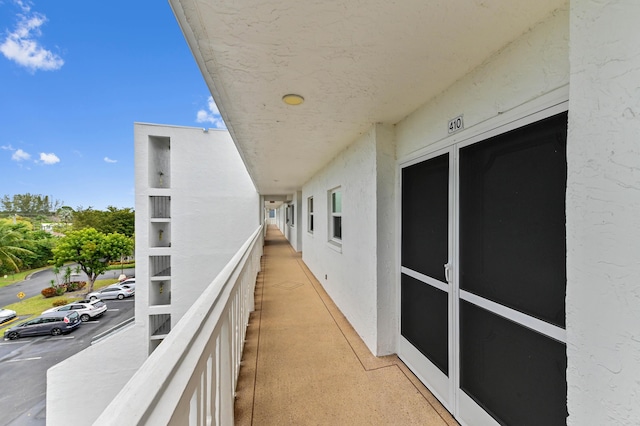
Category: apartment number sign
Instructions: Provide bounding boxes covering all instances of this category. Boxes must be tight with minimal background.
[448,114,464,134]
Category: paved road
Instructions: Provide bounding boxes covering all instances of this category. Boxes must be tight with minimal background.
[0,266,135,309]
[0,297,135,426]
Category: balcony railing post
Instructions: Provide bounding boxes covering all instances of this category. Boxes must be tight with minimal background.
[220,313,234,425]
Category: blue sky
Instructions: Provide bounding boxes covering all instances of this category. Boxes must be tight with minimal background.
[0,0,225,211]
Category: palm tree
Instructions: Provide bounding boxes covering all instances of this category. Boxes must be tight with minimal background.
[0,222,34,273]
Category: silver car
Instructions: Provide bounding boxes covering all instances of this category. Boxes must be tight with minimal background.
[0,308,17,324]
[87,285,134,300]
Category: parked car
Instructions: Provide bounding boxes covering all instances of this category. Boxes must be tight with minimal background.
[111,278,135,292]
[42,300,107,322]
[0,308,17,324]
[87,285,134,301]
[4,311,81,340]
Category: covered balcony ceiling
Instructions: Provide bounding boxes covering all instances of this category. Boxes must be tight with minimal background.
[170,0,565,196]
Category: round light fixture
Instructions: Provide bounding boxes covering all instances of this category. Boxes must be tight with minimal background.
[282,94,304,105]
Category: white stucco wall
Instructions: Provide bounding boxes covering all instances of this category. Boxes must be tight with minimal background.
[295,190,303,251]
[302,127,380,353]
[169,128,259,317]
[276,203,286,234]
[396,4,569,159]
[134,124,259,326]
[47,326,147,425]
[375,123,397,355]
[283,191,302,252]
[566,2,640,425]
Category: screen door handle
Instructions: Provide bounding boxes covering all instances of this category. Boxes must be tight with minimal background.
[444,263,451,283]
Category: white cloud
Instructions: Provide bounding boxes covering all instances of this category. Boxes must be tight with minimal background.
[39,152,59,164]
[11,148,30,161]
[104,157,117,163]
[15,1,32,13]
[0,2,64,72]
[196,96,226,129]
[1,144,15,150]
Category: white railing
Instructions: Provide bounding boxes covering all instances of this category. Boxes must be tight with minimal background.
[94,224,264,425]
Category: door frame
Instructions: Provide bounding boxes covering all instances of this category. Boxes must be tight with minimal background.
[398,146,456,411]
[396,86,569,425]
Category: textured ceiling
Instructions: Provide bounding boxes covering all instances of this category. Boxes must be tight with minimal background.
[170,0,565,197]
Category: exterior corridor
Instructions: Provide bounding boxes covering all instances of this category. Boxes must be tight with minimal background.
[234,225,458,425]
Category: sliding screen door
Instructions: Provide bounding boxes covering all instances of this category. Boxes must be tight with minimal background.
[400,151,452,406]
[457,112,567,425]
[400,111,568,425]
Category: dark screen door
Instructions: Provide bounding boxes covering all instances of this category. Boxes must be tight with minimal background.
[401,153,450,376]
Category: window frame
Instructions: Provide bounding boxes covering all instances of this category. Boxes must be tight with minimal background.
[307,196,314,233]
[287,203,295,227]
[328,187,342,245]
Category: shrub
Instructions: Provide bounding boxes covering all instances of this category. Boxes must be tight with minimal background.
[55,285,67,296]
[41,287,57,298]
[66,281,87,292]
[53,298,70,307]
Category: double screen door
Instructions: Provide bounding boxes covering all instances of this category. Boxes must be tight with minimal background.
[399,111,568,426]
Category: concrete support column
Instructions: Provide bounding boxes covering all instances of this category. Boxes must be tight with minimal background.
[567,1,640,424]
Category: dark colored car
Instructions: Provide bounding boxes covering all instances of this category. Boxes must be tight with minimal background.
[3,311,81,340]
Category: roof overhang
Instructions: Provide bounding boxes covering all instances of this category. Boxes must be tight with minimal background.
[170,0,565,196]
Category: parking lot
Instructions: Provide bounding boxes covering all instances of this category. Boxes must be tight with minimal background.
[0,297,135,426]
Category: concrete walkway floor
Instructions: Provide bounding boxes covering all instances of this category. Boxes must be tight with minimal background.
[235,226,458,425]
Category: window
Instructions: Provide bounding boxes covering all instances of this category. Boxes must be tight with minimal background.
[308,197,314,233]
[286,203,295,226]
[329,187,342,242]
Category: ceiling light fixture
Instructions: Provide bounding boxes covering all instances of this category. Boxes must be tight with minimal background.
[282,94,304,105]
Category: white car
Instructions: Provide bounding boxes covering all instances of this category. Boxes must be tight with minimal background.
[112,278,135,292]
[0,308,17,324]
[43,300,107,322]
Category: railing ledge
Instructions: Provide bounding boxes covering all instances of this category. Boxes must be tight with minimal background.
[93,223,264,425]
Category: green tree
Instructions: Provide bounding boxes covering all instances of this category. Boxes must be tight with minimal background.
[72,207,135,237]
[57,206,74,224]
[0,193,62,216]
[0,219,55,272]
[52,228,134,293]
[19,229,55,269]
[0,221,34,273]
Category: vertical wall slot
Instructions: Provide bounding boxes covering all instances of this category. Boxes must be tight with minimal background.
[149,136,171,188]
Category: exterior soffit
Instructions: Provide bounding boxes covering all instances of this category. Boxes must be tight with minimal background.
[170,0,566,195]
